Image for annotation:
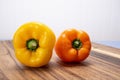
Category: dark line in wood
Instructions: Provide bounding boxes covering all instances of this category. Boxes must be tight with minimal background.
[30,68,48,80]
[34,72,46,80]
[89,56,120,76]
[48,69,64,80]
[31,66,65,80]
[42,65,65,80]
[60,67,85,80]
[88,63,119,79]
[3,42,22,69]
[53,61,85,80]
[90,51,120,66]
[0,42,9,55]
[7,40,14,49]
[0,69,9,80]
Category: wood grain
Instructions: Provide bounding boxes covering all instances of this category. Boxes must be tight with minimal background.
[0,40,120,80]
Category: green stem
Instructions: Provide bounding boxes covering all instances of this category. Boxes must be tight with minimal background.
[26,39,39,51]
[72,39,82,50]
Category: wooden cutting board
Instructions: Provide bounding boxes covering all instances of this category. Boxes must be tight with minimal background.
[0,40,120,80]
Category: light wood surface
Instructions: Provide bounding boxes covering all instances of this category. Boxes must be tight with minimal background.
[0,40,120,80]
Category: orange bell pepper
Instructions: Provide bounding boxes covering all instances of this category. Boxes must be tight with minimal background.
[55,29,91,62]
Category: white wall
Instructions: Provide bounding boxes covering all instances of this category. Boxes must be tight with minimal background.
[0,0,120,41]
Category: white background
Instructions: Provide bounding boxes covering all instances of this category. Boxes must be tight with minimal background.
[0,0,120,41]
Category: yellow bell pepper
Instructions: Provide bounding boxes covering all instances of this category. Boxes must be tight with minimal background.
[13,22,56,67]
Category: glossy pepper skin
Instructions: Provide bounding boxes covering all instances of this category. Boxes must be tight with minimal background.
[55,29,91,62]
[13,22,56,67]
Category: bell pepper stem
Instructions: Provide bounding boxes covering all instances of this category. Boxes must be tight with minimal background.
[26,39,39,51]
[72,39,82,50]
